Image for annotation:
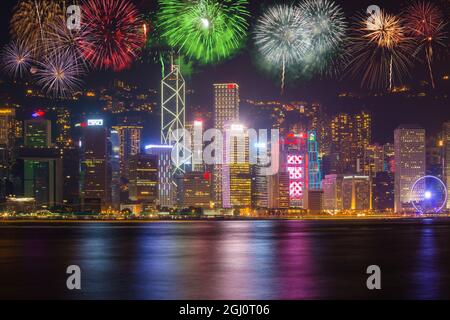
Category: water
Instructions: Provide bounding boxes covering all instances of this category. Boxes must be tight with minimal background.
[1,219,450,299]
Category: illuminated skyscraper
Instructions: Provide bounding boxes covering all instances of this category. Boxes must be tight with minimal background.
[22,152,63,208]
[329,111,371,174]
[267,138,289,210]
[24,116,51,148]
[362,144,384,176]
[307,130,322,190]
[55,108,72,148]
[20,115,63,208]
[20,113,64,208]
[383,143,395,173]
[213,83,240,207]
[161,65,186,177]
[222,123,251,209]
[145,145,174,208]
[268,172,290,210]
[372,171,394,211]
[112,125,142,179]
[330,113,353,173]
[128,154,158,205]
[342,175,371,210]
[80,119,111,212]
[322,174,344,212]
[251,142,269,209]
[354,110,372,166]
[394,125,426,213]
[185,119,205,172]
[0,108,15,201]
[282,132,308,208]
[180,172,212,208]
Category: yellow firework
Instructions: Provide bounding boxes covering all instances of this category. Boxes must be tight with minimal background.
[10,0,64,57]
[346,10,415,91]
[365,10,407,49]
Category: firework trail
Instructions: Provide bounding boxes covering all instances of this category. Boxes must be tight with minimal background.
[404,1,448,89]
[157,0,249,65]
[254,4,310,94]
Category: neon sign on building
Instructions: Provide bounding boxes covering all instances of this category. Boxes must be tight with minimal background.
[287,155,304,200]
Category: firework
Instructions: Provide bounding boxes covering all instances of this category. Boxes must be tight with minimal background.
[10,0,64,57]
[35,51,84,98]
[404,1,447,88]
[80,0,146,71]
[254,4,310,93]
[157,0,249,65]
[43,15,88,70]
[1,41,33,79]
[299,0,347,77]
[346,10,414,91]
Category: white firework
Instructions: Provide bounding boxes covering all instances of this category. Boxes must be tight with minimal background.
[254,4,310,93]
[299,0,348,76]
[1,40,33,79]
[35,51,84,98]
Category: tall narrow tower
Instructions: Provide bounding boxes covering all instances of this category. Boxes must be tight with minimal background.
[161,64,187,177]
[213,83,240,207]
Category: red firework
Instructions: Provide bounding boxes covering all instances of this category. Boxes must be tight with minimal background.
[404,1,447,88]
[80,0,145,71]
[404,1,446,40]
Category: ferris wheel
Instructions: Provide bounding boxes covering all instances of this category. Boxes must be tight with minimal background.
[410,176,448,214]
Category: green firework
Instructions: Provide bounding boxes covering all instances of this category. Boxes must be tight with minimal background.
[157,0,250,65]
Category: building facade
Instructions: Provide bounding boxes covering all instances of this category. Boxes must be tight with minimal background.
[80,120,110,212]
[222,123,251,209]
[394,125,426,213]
[213,83,240,208]
[342,175,371,210]
[128,154,158,205]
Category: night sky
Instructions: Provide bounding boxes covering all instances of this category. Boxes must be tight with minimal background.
[1,0,449,144]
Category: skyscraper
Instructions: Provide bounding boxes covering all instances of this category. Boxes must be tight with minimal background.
[24,116,51,148]
[372,171,394,211]
[111,125,142,179]
[268,172,290,210]
[329,111,372,174]
[20,113,64,208]
[342,175,371,210]
[394,125,426,213]
[55,107,72,148]
[222,123,251,209]
[80,119,110,212]
[251,142,269,209]
[180,172,212,209]
[185,119,205,172]
[0,108,15,201]
[128,154,158,205]
[362,144,384,176]
[354,110,372,167]
[307,130,322,190]
[322,174,344,212]
[213,83,240,207]
[161,65,186,177]
[21,115,63,208]
[145,145,174,208]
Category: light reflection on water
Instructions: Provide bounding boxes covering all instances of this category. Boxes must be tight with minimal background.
[1,219,450,299]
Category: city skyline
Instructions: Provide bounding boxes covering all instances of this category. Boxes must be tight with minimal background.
[1,0,450,303]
